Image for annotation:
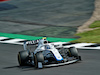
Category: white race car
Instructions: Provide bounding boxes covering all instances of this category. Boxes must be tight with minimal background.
[18,38,81,69]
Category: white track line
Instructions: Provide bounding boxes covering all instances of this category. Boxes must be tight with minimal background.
[77,46,100,50]
[64,43,95,48]
[63,43,100,50]
[0,39,25,45]
[0,37,8,40]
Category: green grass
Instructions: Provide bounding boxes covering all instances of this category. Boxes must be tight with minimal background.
[71,21,100,43]
[89,21,100,28]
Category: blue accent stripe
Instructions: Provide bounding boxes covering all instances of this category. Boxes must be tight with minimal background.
[53,54,63,61]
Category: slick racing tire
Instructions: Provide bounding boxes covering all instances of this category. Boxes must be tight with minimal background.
[18,50,29,66]
[68,47,78,57]
[34,52,44,69]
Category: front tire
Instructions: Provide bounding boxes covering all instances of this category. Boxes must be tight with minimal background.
[34,52,44,69]
[18,50,29,66]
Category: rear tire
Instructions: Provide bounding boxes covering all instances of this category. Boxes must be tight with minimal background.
[68,47,78,57]
[18,50,29,66]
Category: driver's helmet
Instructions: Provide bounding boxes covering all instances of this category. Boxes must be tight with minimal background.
[42,36,47,40]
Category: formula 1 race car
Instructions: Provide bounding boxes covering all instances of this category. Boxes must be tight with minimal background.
[18,38,81,69]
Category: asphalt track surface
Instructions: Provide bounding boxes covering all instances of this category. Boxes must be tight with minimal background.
[0,43,100,75]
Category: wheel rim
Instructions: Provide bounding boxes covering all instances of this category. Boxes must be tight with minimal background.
[34,55,38,68]
[68,50,72,57]
[18,53,21,65]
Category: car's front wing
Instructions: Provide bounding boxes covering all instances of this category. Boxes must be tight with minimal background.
[44,59,80,68]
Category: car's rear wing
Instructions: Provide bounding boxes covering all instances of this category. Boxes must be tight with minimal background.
[23,40,39,50]
[23,39,51,50]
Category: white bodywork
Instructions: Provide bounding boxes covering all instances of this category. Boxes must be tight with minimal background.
[34,39,63,61]
[24,39,63,61]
